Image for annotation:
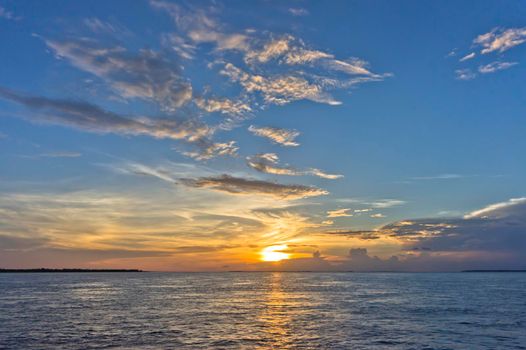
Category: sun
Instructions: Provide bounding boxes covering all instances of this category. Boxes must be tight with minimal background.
[260,244,291,262]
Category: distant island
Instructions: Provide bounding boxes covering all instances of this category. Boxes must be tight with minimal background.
[462,269,526,273]
[0,268,143,273]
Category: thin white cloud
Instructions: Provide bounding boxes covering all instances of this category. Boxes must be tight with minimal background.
[183,141,238,161]
[368,199,405,208]
[474,27,526,54]
[116,162,177,183]
[284,49,333,65]
[288,8,309,16]
[195,97,252,119]
[324,58,374,76]
[0,6,21,21]
[248,125,300,147]
[446,49,458,57]
[307,168,343,180]
[327,208,352,218]
[459,52,476,62]
[247,153,343,180]
[245,36,292,64]
[478,61,517,74]
[411,174,467,180]
[39,152,82,158]
[221,63,341,106]
[464,197,526,219]
[151,0,250,52]
[83,18,131,37]
[161,34,197,60]
[455,68,476,80]
[151,1,389,110]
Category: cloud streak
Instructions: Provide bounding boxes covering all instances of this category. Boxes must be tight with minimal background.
[327,208,352,218]
[246,153,343,179]
[0,87,210,142]
[478,61,517,74]
[44,38,193,111]
[248,125,300,147]
[180,174,328,200]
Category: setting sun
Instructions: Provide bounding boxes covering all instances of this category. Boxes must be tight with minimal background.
[260,245,291,262]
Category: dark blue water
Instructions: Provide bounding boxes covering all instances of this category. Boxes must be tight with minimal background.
[0,272,525,349]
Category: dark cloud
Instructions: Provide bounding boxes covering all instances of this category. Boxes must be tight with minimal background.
[0,87,211,142]
[44,38,192,111]
[180,174,328,199]
[382,198,526,255]
[308,198,526,271]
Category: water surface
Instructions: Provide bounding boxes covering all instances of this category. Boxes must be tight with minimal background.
[1,272,525,349]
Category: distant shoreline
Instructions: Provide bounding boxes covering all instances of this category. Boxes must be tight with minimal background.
[0,268,143,273]
[1,269,525,273]
[461,270,526,273]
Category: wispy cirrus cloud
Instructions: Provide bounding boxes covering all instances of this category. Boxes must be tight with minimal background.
[307,168,343,180]
[83,18,131,37]
[455,68,476,80]
[0,87,242,162]
[152,2,389,108]
[248,125,300,147]
[180,174,328,200]
[39,152,82,158]
[195,97,252,129]
[247,153,343,179]
[327,208,353,218]
[246,153,297,176]
[0,87,210,142]
[459,52,475,62]
[410,173,469,180]
[182,140,239,161]
[454,27,525,80]
[220,62,342,106]
[195,97,252,117]
[0,5,21,21]
[150,0,250,52]
[113,162,178,184]
[288,8,309,17]
[478,61,517,74]
[474,27,526,54]
[368,199,405,208]
[43,38,193,111]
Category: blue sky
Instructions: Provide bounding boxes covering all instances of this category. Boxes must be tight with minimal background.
[0,0,525,270]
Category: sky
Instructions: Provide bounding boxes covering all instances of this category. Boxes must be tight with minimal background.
[0,0,525,271]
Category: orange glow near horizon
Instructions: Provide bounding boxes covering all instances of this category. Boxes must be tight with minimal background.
[260,244,291,262]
